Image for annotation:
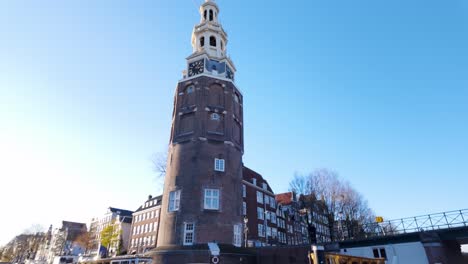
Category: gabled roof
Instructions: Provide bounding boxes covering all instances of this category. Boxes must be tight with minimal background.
[61,221,87,230]
[108,207,134,217]
[242,166,274,193]
[134,195,163,213]
[275,192,295,206]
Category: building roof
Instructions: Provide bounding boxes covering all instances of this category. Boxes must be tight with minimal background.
[61,221,87,229]
[134,195,162,213]
[242,166,274,193]
[108,207,134,217]
[275,192,295,206]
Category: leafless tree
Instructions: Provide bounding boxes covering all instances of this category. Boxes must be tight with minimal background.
[23,224,45,235]
[290,168,375,240]
[151,151,167,178]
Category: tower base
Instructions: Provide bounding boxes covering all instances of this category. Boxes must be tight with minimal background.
[150,244,256,264]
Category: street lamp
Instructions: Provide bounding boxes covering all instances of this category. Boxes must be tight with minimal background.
[243,217,249,248]
[264,211,269,246]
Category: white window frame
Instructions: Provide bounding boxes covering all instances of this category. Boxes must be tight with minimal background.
[271,213,277,224]
[258,224,265,237]
[214,158,225,172]
[256,191,264,204]
[204,188,220,210]
[257,207,264,220]
[183,223,195,245]
[266,226,272,237]
[233,224,242,247]
[169,190,181,212]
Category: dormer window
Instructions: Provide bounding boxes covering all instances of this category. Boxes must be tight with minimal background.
[200,37,205,47]
[209,10,214,21]
[210,36,216,47]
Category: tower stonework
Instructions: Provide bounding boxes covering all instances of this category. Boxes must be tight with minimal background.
[156,0,246,256]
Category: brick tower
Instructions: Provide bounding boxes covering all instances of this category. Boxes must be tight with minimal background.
[156,0,244,251]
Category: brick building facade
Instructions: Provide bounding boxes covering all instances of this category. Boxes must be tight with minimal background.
[129,195,162,254]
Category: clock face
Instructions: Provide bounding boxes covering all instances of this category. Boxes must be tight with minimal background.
[226,66,234,80]
[188,59,204,77]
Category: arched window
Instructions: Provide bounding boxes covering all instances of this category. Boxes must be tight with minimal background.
[209,10,214,21]
[204,10,207,21]
[221,41,224,50]
[210,36,216,47]
[200,37,205,47]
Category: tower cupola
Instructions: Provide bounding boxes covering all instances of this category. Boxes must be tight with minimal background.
[200,0,219,24]
[187,0,236,81]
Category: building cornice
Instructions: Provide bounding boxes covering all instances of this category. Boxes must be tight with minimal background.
[242,180,275,196]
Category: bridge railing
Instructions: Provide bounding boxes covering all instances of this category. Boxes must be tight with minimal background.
[331,209,468,242]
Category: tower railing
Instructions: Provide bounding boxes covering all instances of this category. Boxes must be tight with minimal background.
[330,209,468,242]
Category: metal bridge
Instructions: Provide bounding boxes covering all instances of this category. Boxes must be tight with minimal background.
[326,209,468,263]
[331,209,468,242]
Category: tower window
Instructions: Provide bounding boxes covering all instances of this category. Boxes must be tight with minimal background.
[221,41,224,50]
[204,10,207,21]
[210,113,220,121]
[209,10,213,21]
[186,85,194,94]
[183,223,194,245]
[204,188,220,210]
[210,36,216,47]
[214,158,225,172]
[168,190,181,212]
[200,37,205,47]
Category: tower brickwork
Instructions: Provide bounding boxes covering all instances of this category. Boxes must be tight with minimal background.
[157,0,244,248]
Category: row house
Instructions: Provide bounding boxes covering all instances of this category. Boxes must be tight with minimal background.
[128,195,162,254]
[242,167,307,247]
[298,194,332,243]
[89,207,133,257]
[275,192,310,246]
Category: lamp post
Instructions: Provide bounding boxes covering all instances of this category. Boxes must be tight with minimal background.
[243,217,249,248]
[264,211,269,246]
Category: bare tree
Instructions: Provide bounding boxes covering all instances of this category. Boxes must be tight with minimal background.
[151,151,167,178]
[23,224,45,235]
[290,168,375,240]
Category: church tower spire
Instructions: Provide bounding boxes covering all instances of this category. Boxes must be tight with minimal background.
[156,0,244,256]
[185,0,236,81]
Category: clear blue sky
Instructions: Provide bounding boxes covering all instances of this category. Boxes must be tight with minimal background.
[1,0,467,245]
